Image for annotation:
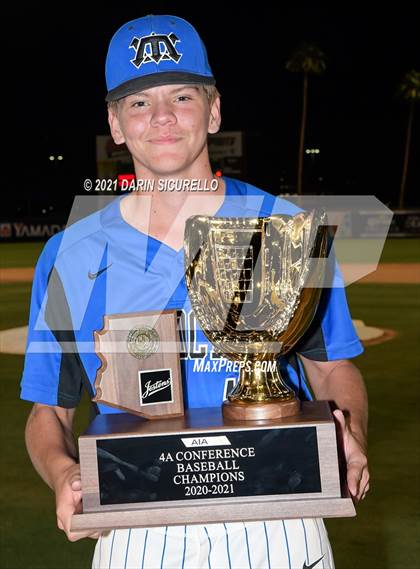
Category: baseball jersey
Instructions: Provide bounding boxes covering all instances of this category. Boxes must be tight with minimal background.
[20,177,362,411]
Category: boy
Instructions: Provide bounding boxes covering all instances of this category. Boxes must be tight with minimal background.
[22,15,369,568]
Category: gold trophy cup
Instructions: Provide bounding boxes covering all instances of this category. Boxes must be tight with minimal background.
[184,210,328,420]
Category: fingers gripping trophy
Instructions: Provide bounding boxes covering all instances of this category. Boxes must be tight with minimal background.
[184,210,328,421]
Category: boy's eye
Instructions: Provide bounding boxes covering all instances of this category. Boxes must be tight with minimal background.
[176,95,192,102]
[132,100,147,107]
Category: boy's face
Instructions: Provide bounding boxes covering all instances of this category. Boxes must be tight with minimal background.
[108,84,221,177]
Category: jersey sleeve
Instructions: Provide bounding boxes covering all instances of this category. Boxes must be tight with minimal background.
[295,260,363,361]
[20,234,84,408]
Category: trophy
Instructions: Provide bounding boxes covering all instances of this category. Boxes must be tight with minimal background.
[72,210,354,532]
[184,211,327,421]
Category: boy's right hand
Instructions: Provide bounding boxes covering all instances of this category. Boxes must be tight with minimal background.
[55,463,102,542]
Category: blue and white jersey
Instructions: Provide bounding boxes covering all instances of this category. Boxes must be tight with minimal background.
[20,177,363,413]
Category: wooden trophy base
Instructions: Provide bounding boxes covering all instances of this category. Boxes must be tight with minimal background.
[222,397,300,421]
[72,495,355,532]
[72,401,355,531]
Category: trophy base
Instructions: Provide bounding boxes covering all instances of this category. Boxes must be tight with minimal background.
[72,402,354,532]
[222,397,300,421]
[72,496,355,531]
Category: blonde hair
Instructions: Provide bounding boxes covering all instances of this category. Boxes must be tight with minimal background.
[107,83,220,113]
[202,84,221,106]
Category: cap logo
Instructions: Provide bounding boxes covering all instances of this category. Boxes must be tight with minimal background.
[129,32,182,69]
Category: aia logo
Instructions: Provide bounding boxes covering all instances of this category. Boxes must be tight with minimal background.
[130,32,182,68]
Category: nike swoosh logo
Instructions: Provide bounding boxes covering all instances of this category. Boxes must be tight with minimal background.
[88,263,112,279]
[303,554,325,569]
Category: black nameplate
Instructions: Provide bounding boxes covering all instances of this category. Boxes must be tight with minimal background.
[96,427,321,505]
[139,368,173,406]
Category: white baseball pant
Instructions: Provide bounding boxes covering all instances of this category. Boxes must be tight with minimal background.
[92,519,334,569]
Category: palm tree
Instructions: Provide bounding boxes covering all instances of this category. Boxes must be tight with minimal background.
[286,43,326,195]
[397,69,420,209]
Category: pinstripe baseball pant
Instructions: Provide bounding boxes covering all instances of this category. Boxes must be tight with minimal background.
[92,519,334,569]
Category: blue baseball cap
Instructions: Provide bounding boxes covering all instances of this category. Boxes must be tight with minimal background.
[105,15,216,102]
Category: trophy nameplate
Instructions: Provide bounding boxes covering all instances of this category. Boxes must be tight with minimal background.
[92,310,183,419]
[71,401,354,531]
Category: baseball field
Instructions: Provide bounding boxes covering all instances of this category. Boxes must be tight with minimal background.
[0,239,419,569]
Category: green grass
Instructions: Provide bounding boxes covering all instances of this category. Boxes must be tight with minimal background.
[0,243,44,268]
[378,238,420,263]
[0,285,95,568]
[1,281,419,568]
[326,284,420,569]
[0,238,419,269]
[334,238,420,264]
[0,356,95,569]
[0,284,32,329]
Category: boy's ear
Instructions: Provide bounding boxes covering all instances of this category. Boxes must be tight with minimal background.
[108,106,126,144]
[208,97,221,135]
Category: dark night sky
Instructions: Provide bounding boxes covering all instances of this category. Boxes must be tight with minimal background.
[11,3,420,216]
